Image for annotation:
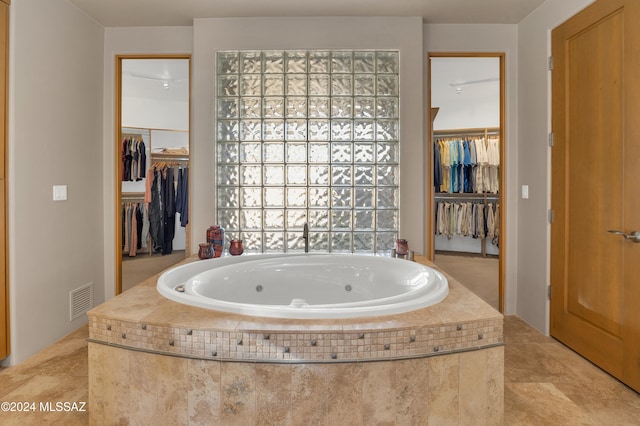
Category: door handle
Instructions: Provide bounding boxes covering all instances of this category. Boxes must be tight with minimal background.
[608,230,640,243]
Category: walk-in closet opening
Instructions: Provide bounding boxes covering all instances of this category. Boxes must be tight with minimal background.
[115,56,191,295]
[427,54,505,312]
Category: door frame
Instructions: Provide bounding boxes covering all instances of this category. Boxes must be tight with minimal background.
[426,52,506,313]
[114,54,192,295]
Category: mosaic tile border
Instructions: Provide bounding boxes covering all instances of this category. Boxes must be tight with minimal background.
[88,316,503,363]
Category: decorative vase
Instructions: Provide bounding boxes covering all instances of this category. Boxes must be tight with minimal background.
[229,239,244,256]
[395,239,409,257]
[207,225,224,246]
[198,242,214,260]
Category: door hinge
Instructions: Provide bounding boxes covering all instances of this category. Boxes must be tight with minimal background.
[548,209,554,224]
[548,56,553,70]
[548,132,554,147]
[548,285,552,300]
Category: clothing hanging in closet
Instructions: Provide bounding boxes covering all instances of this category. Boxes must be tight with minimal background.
[121,136,147,182]
[434,136,499,194]
[434,200,500,246]
[121,201,149,257]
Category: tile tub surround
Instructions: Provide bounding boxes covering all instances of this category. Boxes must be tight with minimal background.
[88,255,504,424]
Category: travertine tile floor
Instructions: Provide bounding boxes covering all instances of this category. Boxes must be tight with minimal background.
[0,316,638,425]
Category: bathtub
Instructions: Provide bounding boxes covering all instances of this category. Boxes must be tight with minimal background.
[156,253,448,319]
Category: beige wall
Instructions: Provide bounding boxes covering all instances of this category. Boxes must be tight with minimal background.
[5,0,104,364]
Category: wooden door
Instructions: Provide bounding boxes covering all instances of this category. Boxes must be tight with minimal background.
[0,0,8,360]
[550,0,640,392]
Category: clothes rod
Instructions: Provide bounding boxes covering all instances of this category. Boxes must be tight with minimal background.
[434,127,500,137]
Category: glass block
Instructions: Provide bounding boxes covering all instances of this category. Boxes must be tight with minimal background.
[240,165,261,185]
[354,75,375,96]
[376,232,397,253]
[239,120,262,141]
[331,120,352,141]
[354,210,374,230]
[286,210,307,228]
[308,51,330,73]
[286,188,307,207]
[331,52,352,73]
[240,97,261,118]
[240,75,261,96]
[263,75,284,96]
[217,120,239,141]
[286,119,307,141]
[355,188,374,208]
[308,120,330,141]
[217,165,239,185]
[354,97,375,119]
[217,97,239,119]
[354,165,374,185]
[308,209,329,229]
[309,143,329,163]
[331,75,352,96]
[286,165,307,185]
[240,187,262,207]
[354,52,375,73]
[218,209,239,230]
[331,97,352,118]
[377,142,399,163]
[309,187,329,207]
[263,165,284,185]
[309,165,329,185]
[376,98,398,118]
[240,51,262,74]
[218,75,239,96]
[332,187,352,208]
[241,232,262,253]
[286,51,307,73]
[354,143,374,163]
[331,143,352,163]
[264,210,284,229]
[264,232,284,252]
[377,187,398,208]
[239,142,261,163]
[331,210,352,229]
[263,142,284,163]
[286,232,305,252]
[218,187,239,208]
[263,188,284,207]
[376,120,399,141]
[376,51,399,74]
[354,233,374,252]
[377,165,397,185]
[331,166,352,185]
[263,97,284,118]
[217,52,239,74]
[308,97,330,118]
[354,120,375,141]
[376,210,397,230]
[264,51,284,73]
[263,120,284,140]
[309,75,330,95]
[286,143,307,163]
[330,232,352,252]
[217,142,239,163]
[376,75,398,96]
[286,97,307,118]
[241,209,263,229]
[310,233,329,251]
[286,75,307,96]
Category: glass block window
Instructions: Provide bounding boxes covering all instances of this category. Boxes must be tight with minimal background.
[216,50,399,253]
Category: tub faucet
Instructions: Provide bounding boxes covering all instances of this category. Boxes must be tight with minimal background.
[303,223,309,253]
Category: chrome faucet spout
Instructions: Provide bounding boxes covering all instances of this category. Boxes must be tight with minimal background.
[303,223,309,253]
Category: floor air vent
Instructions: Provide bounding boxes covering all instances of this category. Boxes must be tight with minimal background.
[70,282,93,321]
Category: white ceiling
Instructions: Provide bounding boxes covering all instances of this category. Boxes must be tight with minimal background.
[69,0,546,27]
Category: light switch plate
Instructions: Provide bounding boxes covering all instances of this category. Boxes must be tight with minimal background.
[521,185,529,199]
[53,185,67,201]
